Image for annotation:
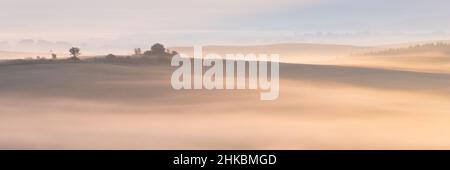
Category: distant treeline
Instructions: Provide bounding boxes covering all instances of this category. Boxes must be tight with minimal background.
[0,43,178,66]
[364,42,450,56]
[90,43,178,63]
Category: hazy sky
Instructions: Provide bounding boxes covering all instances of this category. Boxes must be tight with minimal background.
[1,0,450,51]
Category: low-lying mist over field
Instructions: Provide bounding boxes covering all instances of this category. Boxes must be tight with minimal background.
[0,42,450,149]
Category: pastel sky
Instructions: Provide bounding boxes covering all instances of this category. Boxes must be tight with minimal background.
[1,0,450,51]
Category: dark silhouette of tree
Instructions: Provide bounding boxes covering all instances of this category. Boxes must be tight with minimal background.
[141,43,179,62]
[69,47,81,60]
[143,50,152,56]
[151,43,165,56]
[105,54,116,60]
[364,42,450,56]
[134,48,142,56]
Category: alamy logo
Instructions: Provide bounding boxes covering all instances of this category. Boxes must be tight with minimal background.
[171,46,279,100]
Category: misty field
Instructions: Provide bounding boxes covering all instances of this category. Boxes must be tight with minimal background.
[0,58,450,149]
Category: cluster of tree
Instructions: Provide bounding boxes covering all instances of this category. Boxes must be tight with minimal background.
[139,43,178,59]
[18,43,178,64]
[94,43,178,63]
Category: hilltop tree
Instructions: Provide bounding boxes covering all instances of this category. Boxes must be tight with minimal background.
[141,43,178,62]
[151,43,165,56]
[69,47,81,61]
